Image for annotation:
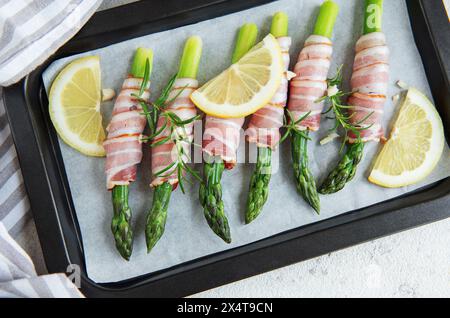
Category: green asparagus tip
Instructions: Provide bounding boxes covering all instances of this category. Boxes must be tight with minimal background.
[364,0,383,34]
[231,23,258,64]
[199,162,232,244]
[318,142,365,194]
[178,36,203,79]
[146,182,172,253]
[270,12,289,38]
[313,0,339,39]
[131,48,154,78]
[292,131,321,214]
[111,185,133,261]
[245,147,272,224]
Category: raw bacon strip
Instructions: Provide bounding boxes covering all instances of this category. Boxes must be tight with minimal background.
[104,136,142,189]
[246,36,292,148]
[355,32,386,53]
[104,76,150,189]
[106,111,146,139]
[151,78,198,187]
[350,63,389,95]
[353,46,389,71]
[288,35,333,131]
[348,32,389,143]
[203,116,244,166]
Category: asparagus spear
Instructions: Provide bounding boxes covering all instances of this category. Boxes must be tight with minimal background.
[199,161,229,242]
[245,13,288,224]
[146,36,203,252]
[292,130,321,212]
[111,48,154,261]
[319,142,364,194]
[199,23,258,242]
[231,23,259,66]
[246,146,272,224]
[145,182,172,253]
[319,0,383,194]
[292,1,339,214]
[112,185,133,260]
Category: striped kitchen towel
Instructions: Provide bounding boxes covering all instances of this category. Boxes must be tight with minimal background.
[0,89,31,237]
[0,0,102,87]
[0,222,83,297]
[0,0,110,298]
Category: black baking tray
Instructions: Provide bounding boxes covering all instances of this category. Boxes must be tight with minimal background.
[3,0,450,298]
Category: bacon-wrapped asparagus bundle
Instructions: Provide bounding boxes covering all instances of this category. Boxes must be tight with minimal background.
[199,23,258,243]
[288,1,339,213]
[244,12,291,223]
[319,0,388,194]
[145,36,203,252]
[104,48,153,260]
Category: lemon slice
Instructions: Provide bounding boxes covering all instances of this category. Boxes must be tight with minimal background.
[369,88,445,188]
[190,34,283,118]
[49,56,106,157]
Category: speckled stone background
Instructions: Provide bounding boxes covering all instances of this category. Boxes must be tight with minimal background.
[192,219,450,298]
[18,0,449,298]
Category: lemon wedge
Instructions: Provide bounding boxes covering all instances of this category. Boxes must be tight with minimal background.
[369,88,445,188]
[49,56,106,157]
[190,34,283,118]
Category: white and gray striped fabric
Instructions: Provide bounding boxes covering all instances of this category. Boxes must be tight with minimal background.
[0,0,112,298]
[0,222,83,298]
[0,89,31,237]
[0,0,102,87]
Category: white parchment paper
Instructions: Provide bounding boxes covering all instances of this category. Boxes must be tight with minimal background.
[43,0,450,283]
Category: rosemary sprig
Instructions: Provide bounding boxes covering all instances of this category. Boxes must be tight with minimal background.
[132,73,191,139]
[317,65,374,149]
[129,68,181,135]
[139,59,150,96]
[134,73,203,192]
[277,110,311,146]
[152,112,203,193]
